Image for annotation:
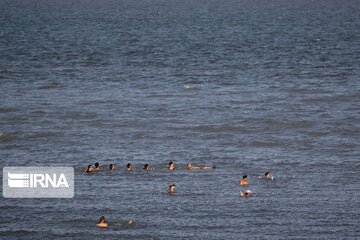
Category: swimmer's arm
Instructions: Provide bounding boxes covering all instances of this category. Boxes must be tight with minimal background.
[192,166,211,170]
[96,223,108,228]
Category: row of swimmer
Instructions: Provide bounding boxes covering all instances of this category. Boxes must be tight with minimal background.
[85,161,214,173]
[85,162,274,198]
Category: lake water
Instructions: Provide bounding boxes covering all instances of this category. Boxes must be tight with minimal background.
[1,0,360,239]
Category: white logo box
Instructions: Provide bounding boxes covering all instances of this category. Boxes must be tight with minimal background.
[3,167,74,198]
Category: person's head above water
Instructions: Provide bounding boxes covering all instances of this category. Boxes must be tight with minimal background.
[109,164,115,170]
[239,175,249,185]
[86,165,94,173]
[96,216,108,228]
[143,164,151,170]
[169,183,175,193]
[245,190,252,196]
[186,163,192,170]
[143,164,154,170]
[259,171,272,180]
[99,216,106,223]
[240,190,253,197]
[126,163,132,171]
[168,161,175,170]
[94,162,100,170]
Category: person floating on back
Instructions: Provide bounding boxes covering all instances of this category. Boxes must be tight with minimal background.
[186,162,211,170]
[126,163,133,171]
[240,190,252,197]
[168,161,175,171]
[239,175,249,186]
[97,216,108,228]
[85,165,94,173]
[168,183,175,193]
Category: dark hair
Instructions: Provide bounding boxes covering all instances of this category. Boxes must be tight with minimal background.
[127,163,131,168]
[169,161,173,165]
[143,164,148,169]
[265,172,270,176]
[99,216,106,223]
[109,164,114,170]
[169,184,175,188]
[243,175,247,179]
[86,165,93,172]
[95,162,99,168]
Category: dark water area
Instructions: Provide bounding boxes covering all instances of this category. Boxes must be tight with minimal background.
[1,0,360,239]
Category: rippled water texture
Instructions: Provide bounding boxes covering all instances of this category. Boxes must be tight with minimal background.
[1,0,360,239]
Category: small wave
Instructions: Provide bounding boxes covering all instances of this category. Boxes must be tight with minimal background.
[306,131,328,137]
[169,125,250,133]
[264,118,286,126]
[336,143,358,149]
[302,92,359,104]
[248,140,281,148]
[30,110,47,115]
[264,118,313,129]
[272,159,300,166]
[0,205,25,210]
[0,107,16,113]
[285,88,332,94]
[62,111,98,121]
[289,120,314,129]
[80,99,124,106]
[29,132,58,139]
[0,132,15,142]
[61,218,94,225]
[0,229,38,236]
[38,82,62,90]
[183,84,200,89]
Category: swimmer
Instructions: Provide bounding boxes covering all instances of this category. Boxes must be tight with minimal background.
[186,162,211,170]
[96,216,108,228]
[109,164,115,170]
[94,162,100,171]
[114,219,135,226]
[168,183,175,193]
[85,165,94,173]
[143,164,155,171]
[168,161,175,171]
[258,171,274,180]
[126,163,133,171]
[240,190,252,197]
[239,175,249,186]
